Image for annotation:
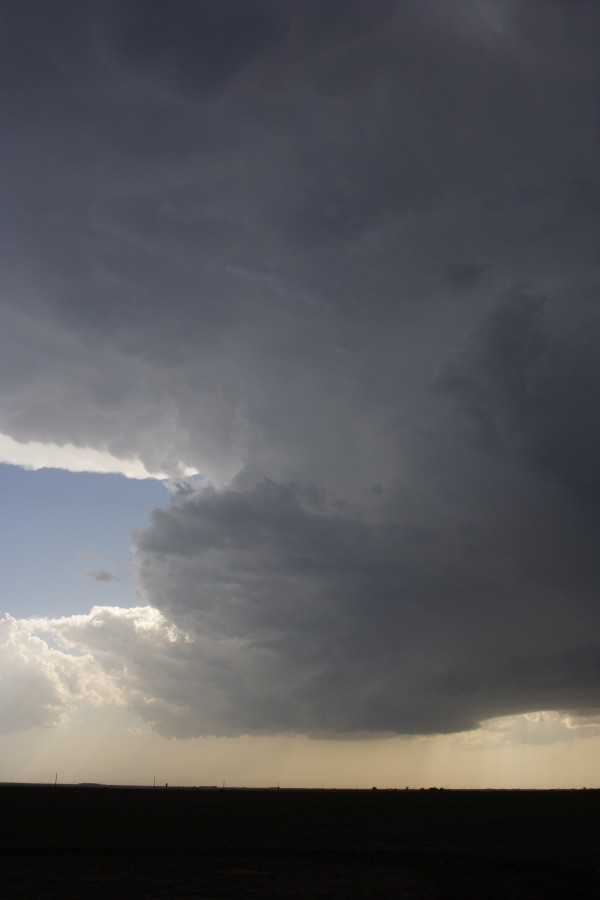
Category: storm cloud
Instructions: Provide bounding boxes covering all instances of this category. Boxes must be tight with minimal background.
[2,1,600,737]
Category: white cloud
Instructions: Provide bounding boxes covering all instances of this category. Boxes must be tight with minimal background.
[0,605,198,736]
[21,606,207,738]
[0,432,169,479]
[0,613,122,733]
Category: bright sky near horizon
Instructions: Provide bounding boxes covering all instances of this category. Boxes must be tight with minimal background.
[2,0,600,788]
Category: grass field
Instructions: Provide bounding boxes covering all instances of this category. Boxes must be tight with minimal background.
[1,784,598,897]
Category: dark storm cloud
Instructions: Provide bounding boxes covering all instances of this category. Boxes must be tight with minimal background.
[2,1,600,735]
[442,262,490,292]
[93,0,292,99]
[439,293,600,501]
[131,466,600,736]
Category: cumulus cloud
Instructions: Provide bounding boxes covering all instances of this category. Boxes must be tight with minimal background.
[0,613,121,733]
[2,1,600,737]
[21,605,216,738]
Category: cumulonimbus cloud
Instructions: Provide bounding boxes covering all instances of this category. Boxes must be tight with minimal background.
[2,1,600,738]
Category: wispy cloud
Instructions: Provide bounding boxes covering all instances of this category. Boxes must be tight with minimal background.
[87,570,119,583]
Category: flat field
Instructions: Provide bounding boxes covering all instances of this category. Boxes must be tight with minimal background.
[1,785,598,898]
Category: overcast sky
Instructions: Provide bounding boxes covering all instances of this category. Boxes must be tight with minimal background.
[1,0,600,786]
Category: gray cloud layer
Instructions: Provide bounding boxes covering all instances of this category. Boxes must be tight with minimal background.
[2,0,600,736]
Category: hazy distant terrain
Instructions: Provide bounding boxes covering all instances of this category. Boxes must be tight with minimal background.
[1,785,598,897]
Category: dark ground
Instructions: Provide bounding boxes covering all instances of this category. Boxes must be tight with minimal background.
[0,785,598,898]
